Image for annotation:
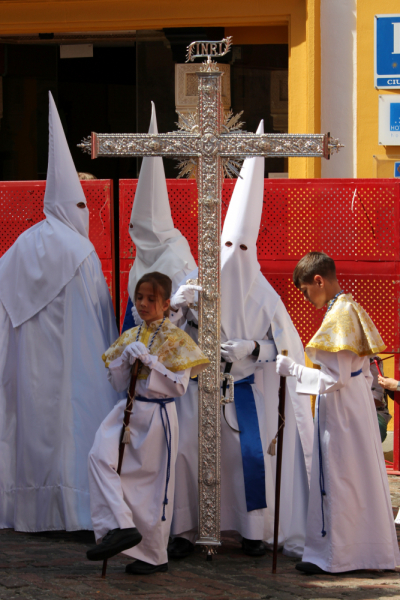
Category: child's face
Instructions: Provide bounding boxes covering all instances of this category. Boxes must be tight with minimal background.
[135,282,170,325]
[299,275,328,309]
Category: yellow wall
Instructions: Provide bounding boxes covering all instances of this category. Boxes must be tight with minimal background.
[0,0,322,178]
[225,26,288,45]
[358,1,400,177]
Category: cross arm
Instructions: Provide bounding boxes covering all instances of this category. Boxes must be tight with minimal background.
[78,131,342,160]
[78,132,200,159]
[219,133,341,159]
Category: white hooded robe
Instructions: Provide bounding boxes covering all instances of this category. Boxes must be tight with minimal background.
[171,122,313,557]
[0,92,120,532]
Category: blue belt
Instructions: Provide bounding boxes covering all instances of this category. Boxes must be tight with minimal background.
[136,396,175,522]
[351,368,362,377]
[317,368,362,537]
[233,374,267,512]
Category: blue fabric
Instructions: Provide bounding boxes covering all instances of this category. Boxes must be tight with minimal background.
[234,374,267,512]
[121,297,135,333]
[136,396,175,521]
[351,368,362,377]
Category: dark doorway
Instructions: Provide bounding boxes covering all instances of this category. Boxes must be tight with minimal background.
[0,31,288,182]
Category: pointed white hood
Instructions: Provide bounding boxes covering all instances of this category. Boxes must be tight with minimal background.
[44,93,90,238]
[0,92,94,327]
[128,102,196,298]
[220,120,279,340]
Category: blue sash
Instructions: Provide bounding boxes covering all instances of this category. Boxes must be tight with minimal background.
[233,374,267,512]
[136,396,175,522]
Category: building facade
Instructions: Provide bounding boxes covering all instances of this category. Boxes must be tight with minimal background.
[0,0,397,180]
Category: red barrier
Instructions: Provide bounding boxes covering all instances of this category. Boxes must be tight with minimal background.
[120,178,400,351]
[0,180,115,306]
[120,177,400,471]
[2,178,399,469]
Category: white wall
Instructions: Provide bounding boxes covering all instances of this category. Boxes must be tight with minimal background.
[321,0,357,178]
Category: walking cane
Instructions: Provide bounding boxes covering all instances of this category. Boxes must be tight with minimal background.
[272,350,288,574]
[101,358,142,579]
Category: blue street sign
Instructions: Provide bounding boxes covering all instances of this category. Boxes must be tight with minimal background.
[375,14,400,89]
[395,161,400,177]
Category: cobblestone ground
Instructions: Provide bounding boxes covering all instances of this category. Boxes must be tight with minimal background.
[1,477,400,600]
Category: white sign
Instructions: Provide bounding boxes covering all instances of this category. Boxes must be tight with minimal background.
[375,14,400,89]
[379,95,400,145]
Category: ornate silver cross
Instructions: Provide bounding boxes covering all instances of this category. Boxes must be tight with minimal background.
[79,38,342,556]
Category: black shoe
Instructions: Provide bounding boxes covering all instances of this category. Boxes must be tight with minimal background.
[167,537,195,559]
[296,561,328,574]
[125,560,168,575]
[242,538,266,557]
[86,527,142,561]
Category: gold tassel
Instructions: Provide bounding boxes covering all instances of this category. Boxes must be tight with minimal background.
[267,438,277,456]
[122,426,130,444]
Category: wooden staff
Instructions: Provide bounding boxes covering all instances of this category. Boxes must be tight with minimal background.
[102,359,142,579]
[272,349,288,574]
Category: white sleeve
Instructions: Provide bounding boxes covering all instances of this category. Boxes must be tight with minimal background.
[140,366,191,398]
[295,349,354,396]
[169,308,185,327]
[107,356,132,392]
[255,339,278,364]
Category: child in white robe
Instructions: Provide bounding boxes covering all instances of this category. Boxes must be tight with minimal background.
[87,272,209,574]
[277,252,400,574]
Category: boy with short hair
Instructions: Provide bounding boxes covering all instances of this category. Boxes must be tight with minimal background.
[277,252,400,574]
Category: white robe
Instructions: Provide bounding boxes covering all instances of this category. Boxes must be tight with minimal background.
[0,252,121,532]
[171,300,313,557]
[88,356,191,566]
[296,349,400,572]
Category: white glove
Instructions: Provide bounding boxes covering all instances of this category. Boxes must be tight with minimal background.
[121,341,148,365]
[170,284,202,310]
[276,354,302,378]
[139,353,158,369]
[131,304,143,326]
[220,339,255,363]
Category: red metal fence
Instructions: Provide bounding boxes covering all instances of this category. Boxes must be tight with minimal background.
[2,178,400,470]
[120,178,400,352]
[120,177,400,472]
[0,180,115,306]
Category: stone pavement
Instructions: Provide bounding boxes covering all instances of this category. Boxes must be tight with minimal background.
[1,476,400,600]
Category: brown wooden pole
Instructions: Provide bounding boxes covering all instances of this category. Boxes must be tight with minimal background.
[101,359,142,579]
[272,349,288,574]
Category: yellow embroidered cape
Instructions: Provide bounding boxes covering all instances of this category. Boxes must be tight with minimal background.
[102,317,210,379]
[306,293,386,361]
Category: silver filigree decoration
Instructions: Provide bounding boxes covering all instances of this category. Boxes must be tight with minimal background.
[186,36,232,63]
[78,136,91,155]
[222,109,244,133]
[175,109,245,179]
[328,137,345,154]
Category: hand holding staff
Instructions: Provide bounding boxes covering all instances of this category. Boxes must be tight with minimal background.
[271,349,288,574]
[102,358,142,579]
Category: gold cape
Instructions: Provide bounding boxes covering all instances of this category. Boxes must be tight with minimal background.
[102,317,210,379]
[306,293,386,361]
